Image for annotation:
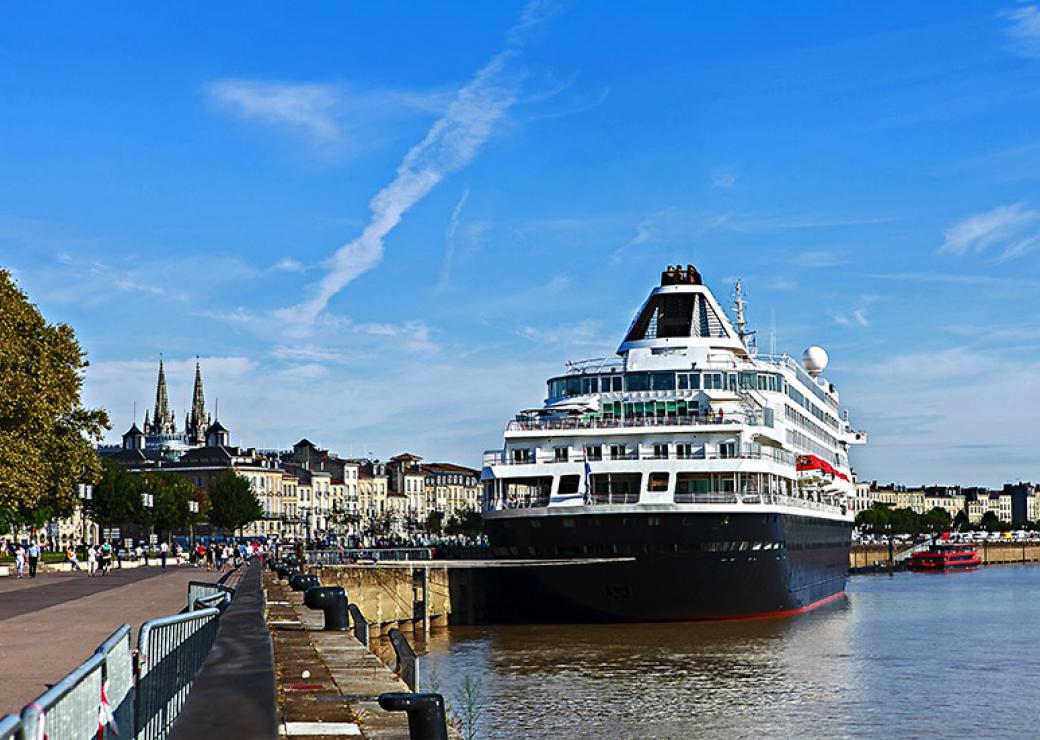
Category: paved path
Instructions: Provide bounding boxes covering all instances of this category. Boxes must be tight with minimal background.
[0,565,224,713]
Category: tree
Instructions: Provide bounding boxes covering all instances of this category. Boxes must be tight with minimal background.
[0,271,109,525]
[142,471,195,540]
[444,509,484,538]
[207,470,262,535]
[953,510,970,532]
[979,511,1001,532]
[855,503,891,533]
[93,460,147,529]
[921,507,952,534]
[425,510,445,535]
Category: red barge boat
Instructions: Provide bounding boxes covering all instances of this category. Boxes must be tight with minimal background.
[909,543,981,571]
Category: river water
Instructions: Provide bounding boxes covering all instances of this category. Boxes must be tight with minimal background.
[403,565,1040,739]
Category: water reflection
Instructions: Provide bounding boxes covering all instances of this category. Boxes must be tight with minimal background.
[377,568,1040,738]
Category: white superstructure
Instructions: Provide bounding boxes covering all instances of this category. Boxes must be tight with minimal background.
[483,265,867,521]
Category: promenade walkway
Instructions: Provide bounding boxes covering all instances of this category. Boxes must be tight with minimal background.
[0,565,225,713]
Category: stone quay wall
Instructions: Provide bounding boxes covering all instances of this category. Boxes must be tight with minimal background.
[312,564,453,632]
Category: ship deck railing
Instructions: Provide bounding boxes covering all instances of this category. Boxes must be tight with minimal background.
[506,413,767,433]
[491,490,846,515]
[484,446,796,467]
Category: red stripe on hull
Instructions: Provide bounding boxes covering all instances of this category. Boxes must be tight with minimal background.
[710,590,847,622]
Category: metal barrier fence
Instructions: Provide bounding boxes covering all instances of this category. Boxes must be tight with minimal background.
[20,650,104,740]
[135,608,221,740]
[187,581,235,611]
[192,592,231,612]
[307,548,434,565]
[0,715,20,740]
[95,624,134,739]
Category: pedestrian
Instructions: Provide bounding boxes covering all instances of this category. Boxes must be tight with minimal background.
[28,540,41,578]
[136,544,145,565]
[14,544,26,578]
[99,540,112,576]
[66,544,81,571]
[205,544,214,571]
[160,540,168,571]
[87,544,98,577]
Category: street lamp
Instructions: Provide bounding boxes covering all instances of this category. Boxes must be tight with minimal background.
[189,500,199,549]
[78,483,93,546]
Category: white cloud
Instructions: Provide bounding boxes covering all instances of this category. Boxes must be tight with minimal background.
[275,0,560,336]
[1003,3,1040,56]
[846,349,1040,485]
[436,185,470,294]
[939,202,1040,260]
[272,257,307,273]
[208,80,343,151]
[710,168,738,189]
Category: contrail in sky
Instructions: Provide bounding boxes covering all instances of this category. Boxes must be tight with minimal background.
[279,0,559,333]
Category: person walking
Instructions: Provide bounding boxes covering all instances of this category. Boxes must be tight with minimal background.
[160,540,168,571]
[14,544,26,578]
[27,541,41,578]
[99,540,112,576]
[66,544,81,572]
[87,544,98,577]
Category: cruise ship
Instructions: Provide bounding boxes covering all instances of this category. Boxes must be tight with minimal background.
[481,265,867,621]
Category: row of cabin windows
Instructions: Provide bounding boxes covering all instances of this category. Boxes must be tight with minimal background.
[552,469,758,494]
[548,371,784,399]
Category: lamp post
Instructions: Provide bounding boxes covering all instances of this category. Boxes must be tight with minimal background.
[189,500,199,549]
[78,483,94,547]
[142,492,154,557]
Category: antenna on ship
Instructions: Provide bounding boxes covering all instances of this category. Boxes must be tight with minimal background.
[732,280,757,352]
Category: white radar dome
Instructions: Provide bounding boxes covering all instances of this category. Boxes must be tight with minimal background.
[802,346,829,377]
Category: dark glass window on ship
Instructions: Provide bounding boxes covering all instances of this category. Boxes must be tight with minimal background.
[648,472,669,492]
[624,371,675,392]
[558,475,580,495]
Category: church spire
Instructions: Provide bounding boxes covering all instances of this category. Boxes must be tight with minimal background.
[149,355,176,435]
[187,358,207,444]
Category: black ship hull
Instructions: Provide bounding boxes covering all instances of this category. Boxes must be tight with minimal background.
[483,510,851,622]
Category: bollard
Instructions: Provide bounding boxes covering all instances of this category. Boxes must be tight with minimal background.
[303,586,349,630]
[378,693,448,740]
[274,563,297,581]
[387,628,417,691]
[348,604,369,647]
[289,573,319,592]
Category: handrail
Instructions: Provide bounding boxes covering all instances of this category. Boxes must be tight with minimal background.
[0,714,19,740]
[507,413,766,433]
[487,447,795,467]
[494,490,846,515]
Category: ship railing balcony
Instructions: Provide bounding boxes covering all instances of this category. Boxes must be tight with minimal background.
[485,447,795,467]
[490,489,846,514]
[507,412,768,433]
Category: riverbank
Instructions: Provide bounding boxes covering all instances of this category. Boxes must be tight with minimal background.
[850,540,1040,572]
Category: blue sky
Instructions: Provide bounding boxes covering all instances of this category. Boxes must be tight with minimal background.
[3,1,1040,486]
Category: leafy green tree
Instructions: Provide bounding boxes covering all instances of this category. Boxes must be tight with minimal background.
[953,510,970,532]
[425,510,445,535]
[444,509,484,538]
[0,271,109,525]
[93,459,147,528]
[142,470,195,540]
[207,470,262,535]
[979,511,1001,532]
[855,504,890,533]
[921,507,952,533]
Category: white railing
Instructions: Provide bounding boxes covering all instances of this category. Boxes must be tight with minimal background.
[485,447,795,468]
[507,412,768,433]
[492,490,846,515]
